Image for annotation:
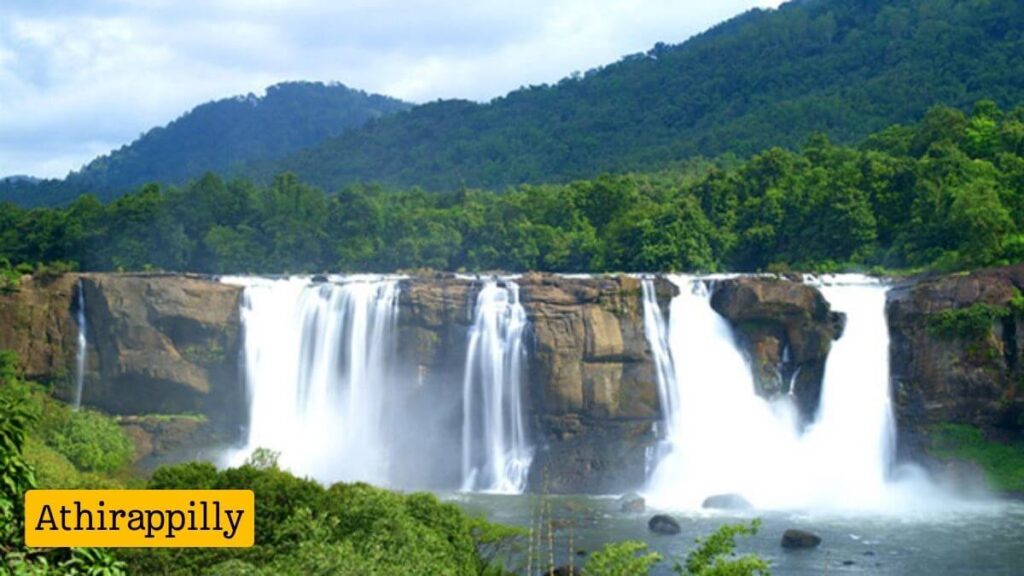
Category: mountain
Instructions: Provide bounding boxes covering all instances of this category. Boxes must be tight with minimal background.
[0,82,411,206]
[273,0,1024,191]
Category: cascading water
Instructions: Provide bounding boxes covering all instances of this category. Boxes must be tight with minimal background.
[223,276,400,485]
[800,275,897,508]
[643,274,900,511]
[72,279,87,411]
[461,280,532,494]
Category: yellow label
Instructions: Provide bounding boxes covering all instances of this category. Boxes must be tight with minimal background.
[24,490,254,548]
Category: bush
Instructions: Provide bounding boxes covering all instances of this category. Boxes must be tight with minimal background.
[676,520,769,576]
[586,541,663,576]
[50,407,134,473]
[926,304,1007,341]
[123,456,521,575]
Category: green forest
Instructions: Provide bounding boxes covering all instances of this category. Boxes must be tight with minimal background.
[275,0,1024,192]
[2,101,1022,276]
[4,0,1023,209]
[0,82,411,207]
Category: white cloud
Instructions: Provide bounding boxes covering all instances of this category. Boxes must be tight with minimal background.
[0,0,785,178]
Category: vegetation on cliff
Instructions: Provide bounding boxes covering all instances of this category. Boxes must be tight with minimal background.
[929,423,1024,494]
[1,101,1023,274]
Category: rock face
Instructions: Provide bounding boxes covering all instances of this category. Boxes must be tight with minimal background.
[0,273,245,433]
[0,274,80,383]
[79,274,243,424]
[14,267,1019,495]
[518,273,675,494]
[710,276,845,422]
[887,265,1024,460]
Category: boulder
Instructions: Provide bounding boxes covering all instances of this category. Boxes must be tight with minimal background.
[701,493,753,510]
[710,277,844,423]
[619,493,646,513]
[648,514,681,535]
[781,528,821,549]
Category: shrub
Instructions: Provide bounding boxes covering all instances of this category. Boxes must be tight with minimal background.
[676,520,769,576]
[50,407,134,473]
[125,457,522,575]
[926,304,1007,340]
[587,540,663,576]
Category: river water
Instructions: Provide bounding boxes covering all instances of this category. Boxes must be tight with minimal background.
[453,493,1024,575]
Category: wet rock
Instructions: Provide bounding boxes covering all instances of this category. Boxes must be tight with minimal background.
[781,528,821,549]
[548,566,582,576]
[648,514,681,535]
[521,273,675,494]
[701,493,753,510]
[710,276,844,423]
[842,560,856,566]
[311,274,329,283]
[619,493,646,513]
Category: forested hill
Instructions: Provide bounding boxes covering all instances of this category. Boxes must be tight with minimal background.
[0,82,411,206]
[274,0,1024,191]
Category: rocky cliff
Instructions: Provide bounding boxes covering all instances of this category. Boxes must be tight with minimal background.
[4,268,1021,493]
[389,273,673,493]
[0,273,245,462]
[518,273,675,494]
[887,265,1024,461]
[0,274,79,382]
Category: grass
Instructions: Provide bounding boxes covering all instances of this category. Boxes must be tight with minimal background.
[929,423,1024,493]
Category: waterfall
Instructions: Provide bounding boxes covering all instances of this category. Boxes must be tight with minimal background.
[801,276,896,507]
[224,275,400,485]
[72,279,87,411]
[643,274,897,511]
[461,280,532,494]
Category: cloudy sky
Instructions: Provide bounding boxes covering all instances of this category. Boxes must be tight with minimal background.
[0,0,784,179]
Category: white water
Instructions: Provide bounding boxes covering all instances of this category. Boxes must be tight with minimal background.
[223,275,400,485]
[643,274,908,511]
[461,280,532,494]
[72,279,87,411]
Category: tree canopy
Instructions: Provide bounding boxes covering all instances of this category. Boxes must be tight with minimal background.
[2,101,1023,274]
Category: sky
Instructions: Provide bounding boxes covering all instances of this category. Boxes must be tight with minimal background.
[0,0,785,179]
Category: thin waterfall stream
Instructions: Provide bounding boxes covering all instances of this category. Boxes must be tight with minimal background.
[72,278,87,411]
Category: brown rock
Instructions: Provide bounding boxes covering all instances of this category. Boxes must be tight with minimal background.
[887,264,1024,462]
[711,276,844,422]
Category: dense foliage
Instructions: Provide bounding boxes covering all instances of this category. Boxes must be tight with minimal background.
[0,351,127,574]
[6,0,1024,208]
[0,82,411,207]
[271,0,1024,192]
[1,102,1022,274]
[118,450,524,575]
[0,366,133,487]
